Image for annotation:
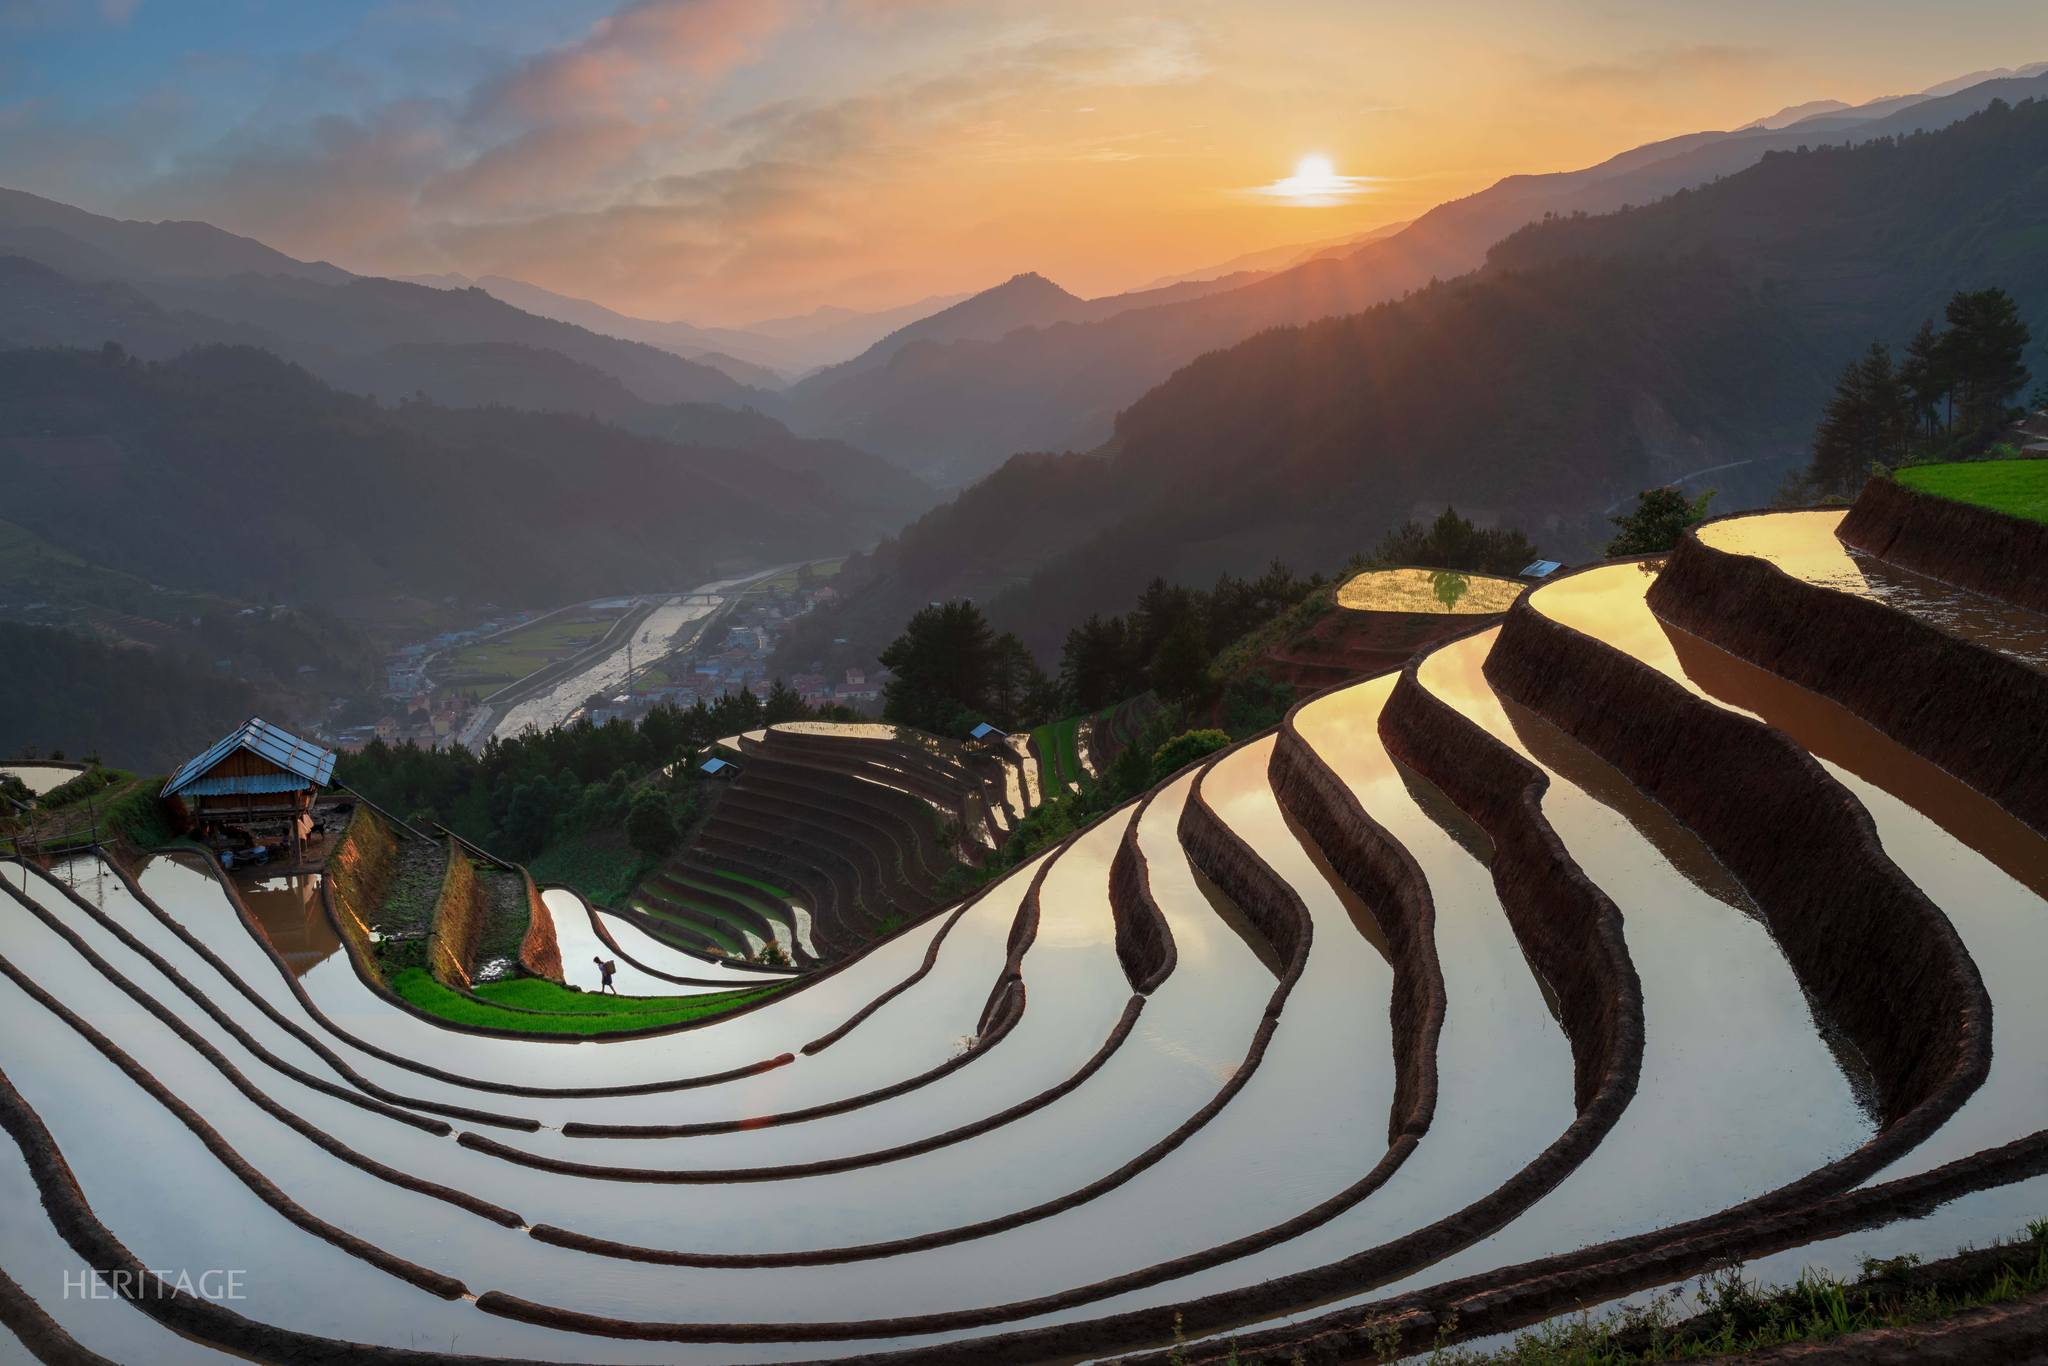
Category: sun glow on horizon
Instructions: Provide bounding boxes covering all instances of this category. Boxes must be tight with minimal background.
[1252,152,1374,206]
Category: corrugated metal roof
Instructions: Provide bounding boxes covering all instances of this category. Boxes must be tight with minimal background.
[700,758,733,774]
[1520,559,1564,579]
[174,774,317,797]
[162,718,336,799]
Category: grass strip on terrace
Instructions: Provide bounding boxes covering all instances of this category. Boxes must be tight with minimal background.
[631,896,749,955]
[1429,1218,2048,1364]
[1897,458,2048,525]
[1030,715,1087,791]
[708,867,797,904]
[389,967,779,1035]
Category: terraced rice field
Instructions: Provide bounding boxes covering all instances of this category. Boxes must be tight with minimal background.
[1337,566,1527,614]
[3,490,2046,1363]
[0,763,85,796]
[638,721,1043,963]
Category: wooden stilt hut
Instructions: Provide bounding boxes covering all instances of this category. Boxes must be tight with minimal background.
[161,718,336,870]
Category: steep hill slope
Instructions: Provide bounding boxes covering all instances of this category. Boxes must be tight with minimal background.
[323,340,931,525]
[782,71,2048,486]
[0,185,348,283]
[0,187,762,413]
[820,95,2048,660]
[0,345,917,610]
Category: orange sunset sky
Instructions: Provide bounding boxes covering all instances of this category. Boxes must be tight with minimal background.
[6,0,2048,323]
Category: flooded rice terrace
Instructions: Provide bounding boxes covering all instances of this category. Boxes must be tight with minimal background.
[1,510,2044,1363]
[1337,566,1527,614]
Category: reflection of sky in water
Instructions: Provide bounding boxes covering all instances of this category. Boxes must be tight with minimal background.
[1337,567,1524,614]
[0,763,81,795]
[1700,509,2048,668]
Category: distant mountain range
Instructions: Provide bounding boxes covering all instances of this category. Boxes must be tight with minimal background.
[761,66,2048,487]
[0,343,927,612]
[7,59,2045,658]
[799,93,2048,665]
[0,187,759,410]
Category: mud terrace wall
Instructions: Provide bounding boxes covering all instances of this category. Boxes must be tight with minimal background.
[516,868,564,982]
[1837,474,2048,614]
[1268,720,1444,1145]
[1487,594,1988,1131]
[1649,527,2048,839]
[1107,793,1176,995]
[1380,655,1642,1115]
[427,843,486,989]
[326,804,396,985]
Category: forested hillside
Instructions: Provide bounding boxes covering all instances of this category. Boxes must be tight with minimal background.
[806,97,2048,660]
[0,344,928,608]
[0,623,260,772]
[0,188,758,412]
[780,74,2048,484]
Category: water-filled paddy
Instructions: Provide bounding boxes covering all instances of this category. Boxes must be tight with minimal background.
[1698,508,2048,667]
[0,762,83,795]
[1,509,2040,1363]
[1337,567,1525,614]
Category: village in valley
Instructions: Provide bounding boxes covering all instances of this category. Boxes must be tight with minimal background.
[343,560,870,752]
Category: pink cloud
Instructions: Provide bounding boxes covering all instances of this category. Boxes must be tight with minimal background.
[475,0,789,125]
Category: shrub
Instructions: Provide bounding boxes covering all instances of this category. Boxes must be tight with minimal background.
[1151,729,1231,781]
[626,788,679,858]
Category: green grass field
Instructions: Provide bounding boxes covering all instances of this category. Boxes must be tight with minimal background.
[1898,459,2048,525]
[439,611,627,689]
[1030,716,1087,793]
[390,968,777,1035]
[707,868,796,906]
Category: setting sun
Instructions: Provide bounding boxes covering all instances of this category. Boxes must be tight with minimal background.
[1256,152,1371,204]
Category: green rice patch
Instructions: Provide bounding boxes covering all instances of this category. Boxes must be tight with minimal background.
[1897,459,2048,525]
[389,968,778,1035]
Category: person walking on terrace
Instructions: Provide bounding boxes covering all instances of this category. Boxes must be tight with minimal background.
[594,956,618,994]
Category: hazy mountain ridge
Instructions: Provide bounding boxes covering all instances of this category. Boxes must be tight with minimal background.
[812,94,2048,662]
[0,344,926,610]
[0,187,763,412]
[772,68,2048,486]
[0,186,350,284]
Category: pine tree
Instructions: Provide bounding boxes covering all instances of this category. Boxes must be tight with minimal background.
[1943,287,2032,439]
[1147,620,1210,703]
[987,632,1052,729]
[1807,342,1910,494]
[879,601,996,733]
[1058,614,1133,712]
[1856,340,1912,464]
[1897,319,1948,441]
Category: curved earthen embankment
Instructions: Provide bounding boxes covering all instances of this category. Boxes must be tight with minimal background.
[1489,589,1990,1135]
[1380,647,1643,1116]
[0,879,530,1239]
[1268,716,1443,1146]
[515,868,563,983]
[5,864,469,1138]
[1648,525,2048,838]
[1837,474,2048,614]
[0,1264,115,1366]
[1106,790,1176,995]
[572,891,781,989]
[1724,1290,2048,1363]
[1133,1112,2048,1365]
[426,841,485,988]
[0,1064,571,1366]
